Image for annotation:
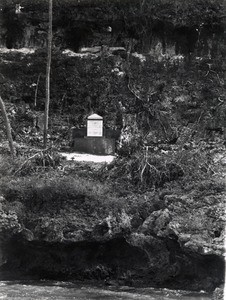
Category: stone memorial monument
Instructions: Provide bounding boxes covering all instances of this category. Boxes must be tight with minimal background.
[87,114,103,137]
[71,113,119,155]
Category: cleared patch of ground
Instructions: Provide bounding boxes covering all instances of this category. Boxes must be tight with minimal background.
[60,152,115,163]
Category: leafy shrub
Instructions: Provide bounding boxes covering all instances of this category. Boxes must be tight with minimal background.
[0,175,117,216]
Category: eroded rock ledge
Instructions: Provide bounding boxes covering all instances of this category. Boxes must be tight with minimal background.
[0,182,224,291]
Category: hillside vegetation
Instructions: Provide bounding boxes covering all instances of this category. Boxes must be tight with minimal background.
[0,0,225,295]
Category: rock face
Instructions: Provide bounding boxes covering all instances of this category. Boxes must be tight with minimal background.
[212,285,224,300]
[0,173,225,291]
[0,0,224,51]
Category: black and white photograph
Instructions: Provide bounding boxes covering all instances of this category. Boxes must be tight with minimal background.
[0,0,225,299]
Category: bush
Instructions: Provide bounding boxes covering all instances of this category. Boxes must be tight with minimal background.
[99,150,185,190]
[0,149,63,177]
[99,144,216,191]
[0,175,117,216]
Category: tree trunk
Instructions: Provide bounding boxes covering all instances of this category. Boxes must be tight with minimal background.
[34,73,41,108]
[0,96,15,158]
[43,0,53,148]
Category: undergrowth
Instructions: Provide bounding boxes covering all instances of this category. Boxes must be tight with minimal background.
[0,148,62,177]
[98,145,217,191]
[0,175,120,216]
[0,138,224,221]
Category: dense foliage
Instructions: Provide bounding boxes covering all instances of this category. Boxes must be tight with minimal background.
[0,45,225,152]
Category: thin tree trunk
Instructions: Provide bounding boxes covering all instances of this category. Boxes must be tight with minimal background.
[43,0,53,148]
[34,73,41,108]
[0,96,15,158]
